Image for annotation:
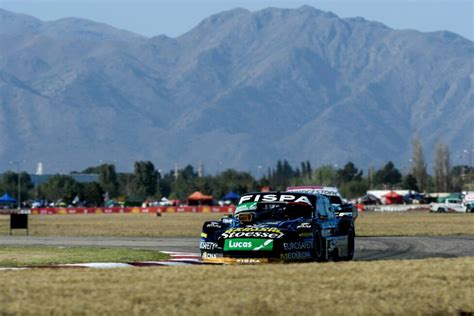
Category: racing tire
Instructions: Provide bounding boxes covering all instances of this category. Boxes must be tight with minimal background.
[339,229,355,261]
[437,208,445,213]
[313,230,328,262]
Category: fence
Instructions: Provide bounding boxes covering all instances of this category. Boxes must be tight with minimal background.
[362,205,431,212]
[28,206,236,215]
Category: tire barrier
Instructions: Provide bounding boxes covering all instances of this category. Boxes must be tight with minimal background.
[28,206,235,215]
[365,205,431,212]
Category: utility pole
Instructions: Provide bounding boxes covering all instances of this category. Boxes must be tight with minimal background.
[9,160,25,209]
[198,162,204,177]
[174,163,179,181]
[465,148,473,191]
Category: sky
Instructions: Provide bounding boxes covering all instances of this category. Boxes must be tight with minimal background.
[1,0,473,40]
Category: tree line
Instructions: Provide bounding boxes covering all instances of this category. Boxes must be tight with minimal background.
[0,139,472,205]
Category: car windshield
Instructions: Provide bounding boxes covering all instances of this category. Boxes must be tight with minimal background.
[327,195,343,204]
[242,202,313,221]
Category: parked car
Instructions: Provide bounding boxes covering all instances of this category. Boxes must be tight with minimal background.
[430,198,468,213]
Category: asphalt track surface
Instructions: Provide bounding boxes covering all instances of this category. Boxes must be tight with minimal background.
[1,235,473,261]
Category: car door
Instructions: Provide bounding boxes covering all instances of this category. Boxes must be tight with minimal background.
[313,195,337,237]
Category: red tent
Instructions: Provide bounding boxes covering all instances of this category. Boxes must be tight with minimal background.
[383,191,403,205]
[187,191,213,205]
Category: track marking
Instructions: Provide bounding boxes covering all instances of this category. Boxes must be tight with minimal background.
[0,252,203,270]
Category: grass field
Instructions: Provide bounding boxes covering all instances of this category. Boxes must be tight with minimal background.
[0,246,168,267]
[1,211,473,237]
[0,257,472,315]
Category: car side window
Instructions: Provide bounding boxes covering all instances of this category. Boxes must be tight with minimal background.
[324,198,336,219]
[316,195,328,218]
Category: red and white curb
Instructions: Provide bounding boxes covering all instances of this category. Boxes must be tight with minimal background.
[0,252,203,270]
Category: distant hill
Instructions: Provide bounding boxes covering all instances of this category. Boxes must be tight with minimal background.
[0,6,472,174]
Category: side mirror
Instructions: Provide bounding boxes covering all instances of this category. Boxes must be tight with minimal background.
[221,214,234,224]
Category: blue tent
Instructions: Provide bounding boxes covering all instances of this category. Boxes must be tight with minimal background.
[223,191,240,201]
[0,193,17,203]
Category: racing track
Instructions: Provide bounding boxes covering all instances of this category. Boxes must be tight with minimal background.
[1,235,473,261]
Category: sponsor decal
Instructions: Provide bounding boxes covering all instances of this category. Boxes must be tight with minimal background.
[224,238,274,251]
[200,232,208,238]
[206,222,222,228]
[287,186,340,197]
[280,251,312,260]
[299,232,312,237]
[328,239,337,252]
[321,228,335,237]
[296,223,311,229]
[221,227,284,239]
[283,241,313,251]
[225,227,281,233]
[238,194,312,205]
[200,241,218,250]
[201,252,218,259]
[235,202,258,213]
[236,258,265,264]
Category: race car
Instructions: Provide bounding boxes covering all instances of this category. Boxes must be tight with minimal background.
[199,191,355,263]
[287,186,358,221]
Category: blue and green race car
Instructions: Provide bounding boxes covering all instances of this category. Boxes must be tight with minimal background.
[199,191,355,263]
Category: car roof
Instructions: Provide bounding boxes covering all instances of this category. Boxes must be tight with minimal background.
[286,186,341,197]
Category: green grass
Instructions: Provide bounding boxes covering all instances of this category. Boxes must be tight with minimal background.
[0,246,169,267]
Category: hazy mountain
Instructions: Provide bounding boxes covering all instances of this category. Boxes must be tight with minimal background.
[0,6,472,174]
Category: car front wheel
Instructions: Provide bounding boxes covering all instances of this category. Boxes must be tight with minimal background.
[313,230,328,262]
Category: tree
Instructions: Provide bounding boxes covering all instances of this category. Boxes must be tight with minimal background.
[339,179,369,199]
[367,166,375,189]
[38,175,81,203]
[215,169,256,197]
[373,162,402,188]
[450,165,472,192]
[268,160,294,190]
[336,162,363,184]
[433,142,451,192]
[180,165,198,180]
[305,161,312,179]
[402,174,419,191]
[81,182,104,206]
[300,161,312,179]
[131,161,159,198]
[1,171,33,202]
[313,165,338,186]
[98,164,119,197]
[117,173,134,197]
[410,137,428,192]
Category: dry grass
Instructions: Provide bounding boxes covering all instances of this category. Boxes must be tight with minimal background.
[356,211,474,236]
[1,211,473,237]
[0,246,168,267]
[0,257,472,315]
[0,213,220,237]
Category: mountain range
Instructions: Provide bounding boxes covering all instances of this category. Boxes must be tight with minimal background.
[0,6,472,174]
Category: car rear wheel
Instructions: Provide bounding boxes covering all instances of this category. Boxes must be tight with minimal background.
[313,230,327,262]
[340,229,355,261]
